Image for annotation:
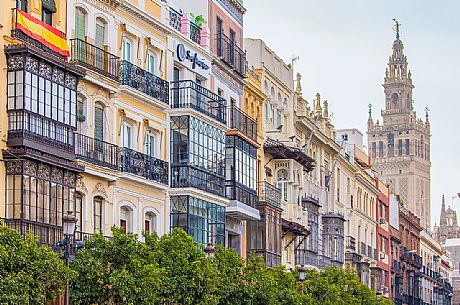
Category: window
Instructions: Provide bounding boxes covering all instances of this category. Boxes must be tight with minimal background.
[216,17,223,56]
[17,0,27,11]
[405,139,410,155]
[93,197,103,233]
[145,212,157,235]
[76,192,83,232]
[144,129,156,157]
[277,169,289,202]
[94,102,104,141]
[75,7,87,40]
[121,122,132,148]
[225,135,257,194]
[122,39,131,62]
[42,8,52,26]
[372,142,376,159]
[229,29,236,65]
[170,195,226,245]
[120,206,132,234]
[147,52,155,75]
[76,95,85,133]
[387,133,394,157]
[379,141,384,158]
[336,168,341,202]
[398,139,403,156]
[95,19,106,47]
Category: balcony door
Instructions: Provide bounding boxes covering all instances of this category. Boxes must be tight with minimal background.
[95,19,106,70]
[75,8,87,62]
[94,102,105,160]
[229,29,236,66]
[216,17,223,56]
[173,67,180,107]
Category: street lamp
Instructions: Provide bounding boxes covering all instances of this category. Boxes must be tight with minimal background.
[203,243,216,259]
[298,265,307,281]
[62,211,77,305]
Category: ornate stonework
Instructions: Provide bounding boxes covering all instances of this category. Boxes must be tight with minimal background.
[367,35,431,229]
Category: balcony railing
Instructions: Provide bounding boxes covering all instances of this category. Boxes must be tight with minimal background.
[171,165,225,197]
[258,181,282,210]
[8,110,75,154]
[169,8,182,32]
[229,105,257,142]
[250,250,281,267]
[225,182,258,209]
[190,21,201,44]
[346,236,356,251]
[360,242,366,255]
[171,80,227,124]
[120,60,169,105]
[75,133,119,170]
[2,218,110,247]
[119,147,168,185]
[215,32,246,76]
[70,39,119,80]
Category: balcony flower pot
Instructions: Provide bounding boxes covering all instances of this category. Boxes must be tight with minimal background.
[77,114,86,122]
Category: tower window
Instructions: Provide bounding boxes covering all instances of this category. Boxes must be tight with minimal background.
[378,141,383,158]
[405,139,410,155]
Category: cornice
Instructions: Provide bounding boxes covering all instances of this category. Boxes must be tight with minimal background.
[118,1,170,36]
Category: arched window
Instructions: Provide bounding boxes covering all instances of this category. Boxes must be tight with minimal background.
[277,169,289,202]
[76,94,86,134]
[76,192,83,232]
[120,205,133,234]
[94,102,105,141]
[144,211,157,235]
[95,17,107,69]
[75,7,87,40]
[93,196,104,233]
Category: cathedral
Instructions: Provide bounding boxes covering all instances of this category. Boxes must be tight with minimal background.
[434,195,460,244]
[367,26,432,229]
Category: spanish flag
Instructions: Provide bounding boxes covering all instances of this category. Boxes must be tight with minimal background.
[16,9,70,57]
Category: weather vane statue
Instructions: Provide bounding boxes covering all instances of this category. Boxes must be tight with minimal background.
[392,19,401,39]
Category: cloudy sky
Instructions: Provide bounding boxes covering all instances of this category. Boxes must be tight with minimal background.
[243,0,460,228]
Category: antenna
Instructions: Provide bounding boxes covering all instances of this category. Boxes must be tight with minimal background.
[289,55,299,70]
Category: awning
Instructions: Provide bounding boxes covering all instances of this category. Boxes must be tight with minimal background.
[42,0,57,13]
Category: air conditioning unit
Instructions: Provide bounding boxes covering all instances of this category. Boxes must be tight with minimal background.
[379,217,386,224]
[380,252,386,260]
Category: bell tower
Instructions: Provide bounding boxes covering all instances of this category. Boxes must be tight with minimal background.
[367,20,432,229]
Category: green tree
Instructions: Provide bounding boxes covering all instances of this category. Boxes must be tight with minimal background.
[0,224,71,305]
[148,228,220,305]
[70,227,162,305]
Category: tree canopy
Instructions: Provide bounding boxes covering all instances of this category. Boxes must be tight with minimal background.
[0,224,71,305]
[0,224,393,305]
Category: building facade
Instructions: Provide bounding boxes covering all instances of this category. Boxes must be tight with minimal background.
[420,229,443,305]
[434,195,460,244]
[367,30,431,229]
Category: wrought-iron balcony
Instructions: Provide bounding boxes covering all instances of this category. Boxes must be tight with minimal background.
[171,80,227,124]
[70,39,119,80]
[190,21,201,44]
[169,7,182,32]
[360,241,366,255]
[228,105,257,142]
[7,110,75,158]
[1,218,100,247]
[120,60,169,105]
[264,138,315,172]
[250,250,281,267]
[215,32,246,76]
[258,181,282,210]
[346,235,356,251]
[226,182,258,209]
[75,133,119,170]
[171,165,225,197]
[119,147,169,185]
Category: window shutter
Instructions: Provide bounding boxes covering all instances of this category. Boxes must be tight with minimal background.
[95,23,105,48]
[75,10,86,40]
[94,104,104,141]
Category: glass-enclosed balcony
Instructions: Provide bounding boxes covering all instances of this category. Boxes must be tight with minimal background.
[171,80,227,124]
[120,60,169,105]
[119,147,168,185]
[75,133,118,170]
[215,32,246,76]
[70,39,119,80]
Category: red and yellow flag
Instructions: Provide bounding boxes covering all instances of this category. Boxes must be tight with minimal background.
[16,9,70,57]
